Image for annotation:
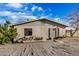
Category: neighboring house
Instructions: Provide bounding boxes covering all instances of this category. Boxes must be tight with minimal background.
[12,18,67,41]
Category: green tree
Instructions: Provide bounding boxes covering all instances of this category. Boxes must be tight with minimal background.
[0,20,17,44]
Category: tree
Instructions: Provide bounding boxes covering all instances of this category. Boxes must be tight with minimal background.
[66,7,79,37]
[67,7,79,29]
[8,26,17,43]
[0,20,17,44]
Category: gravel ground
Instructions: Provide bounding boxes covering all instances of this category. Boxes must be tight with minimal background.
[0,38,79,56]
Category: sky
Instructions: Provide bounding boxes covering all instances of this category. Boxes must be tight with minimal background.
[0,3,79,25]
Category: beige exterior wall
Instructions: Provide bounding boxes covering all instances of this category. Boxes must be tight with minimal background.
[14,21,66,41]
[59,28,66,37]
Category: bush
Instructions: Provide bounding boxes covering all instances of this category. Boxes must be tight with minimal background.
[0,20,17,44]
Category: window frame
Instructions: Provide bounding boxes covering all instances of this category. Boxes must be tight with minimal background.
[24,28,32,36]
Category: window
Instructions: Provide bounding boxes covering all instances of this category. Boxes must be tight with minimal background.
[24,28,32,36]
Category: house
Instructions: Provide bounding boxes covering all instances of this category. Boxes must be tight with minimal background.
[12,18,67,41]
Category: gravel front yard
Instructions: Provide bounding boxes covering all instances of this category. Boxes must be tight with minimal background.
[0,38,79,56]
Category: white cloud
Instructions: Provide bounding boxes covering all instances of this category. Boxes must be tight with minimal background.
[0,11,37,24]
[54,18,65,24]
[31,5,43,11]
[40,16,48,19]
[11,15,37,24]
[11,15,18,19]
[38,7,43,11]
[0,11,13,16]
[11,19,19,24]
[31,5,38,11]
[0,11,27,17]
[54,18,60,21]
[25,16,37,19]
[6,3,23,8]
[24,7,28,10]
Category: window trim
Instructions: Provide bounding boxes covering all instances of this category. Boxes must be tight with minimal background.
[24,28,32,36]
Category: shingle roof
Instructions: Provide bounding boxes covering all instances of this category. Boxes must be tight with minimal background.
[12,18,67,27]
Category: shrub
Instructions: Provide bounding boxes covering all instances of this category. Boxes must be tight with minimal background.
[0,20,17,44]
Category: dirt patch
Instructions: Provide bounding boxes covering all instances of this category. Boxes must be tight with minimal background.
[0,38,79,56]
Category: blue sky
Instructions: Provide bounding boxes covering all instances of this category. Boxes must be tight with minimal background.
[0,3,79,25]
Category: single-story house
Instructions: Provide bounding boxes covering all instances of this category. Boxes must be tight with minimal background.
[12,18,67,41]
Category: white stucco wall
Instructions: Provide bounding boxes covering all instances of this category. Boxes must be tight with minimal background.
[59,28,66,37]
[14,21,66,41]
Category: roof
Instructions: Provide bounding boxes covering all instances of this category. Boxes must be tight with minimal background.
[12,18,67,27]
